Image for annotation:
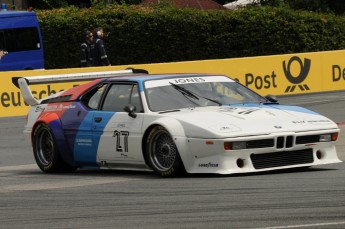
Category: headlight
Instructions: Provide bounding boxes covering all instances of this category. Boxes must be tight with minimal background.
[224,141,247,150]
[320,133,338,142]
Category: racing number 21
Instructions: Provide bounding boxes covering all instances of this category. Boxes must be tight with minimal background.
[113,130,129,152]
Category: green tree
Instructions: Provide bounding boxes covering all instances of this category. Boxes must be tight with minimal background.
[28,0,69,9]
[215,0,345,15]
[259,0,345,14]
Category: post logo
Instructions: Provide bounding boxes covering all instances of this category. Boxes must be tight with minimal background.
[283,56,311,93]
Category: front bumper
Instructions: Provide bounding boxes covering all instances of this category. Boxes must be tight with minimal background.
[180,130,341,174]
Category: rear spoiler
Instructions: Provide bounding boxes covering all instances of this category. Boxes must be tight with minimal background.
[12,68,148,106]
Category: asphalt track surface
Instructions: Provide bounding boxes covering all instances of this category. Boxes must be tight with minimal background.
[1,91,345,229]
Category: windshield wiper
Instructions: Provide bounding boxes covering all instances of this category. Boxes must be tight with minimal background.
[170,83,199,100]
[170,82,222,106]
[262,95,279,104]
[202,97,222,106]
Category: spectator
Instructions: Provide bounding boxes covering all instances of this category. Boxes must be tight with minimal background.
[92,27,111,66]
[0,50,8,60]
[80,30,93,67]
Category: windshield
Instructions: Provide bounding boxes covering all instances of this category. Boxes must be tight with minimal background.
[145,76,265,112]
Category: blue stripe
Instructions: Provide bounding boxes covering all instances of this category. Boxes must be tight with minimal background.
[264,104,319,115]
[234,103,319,115]
[74,111,114,166]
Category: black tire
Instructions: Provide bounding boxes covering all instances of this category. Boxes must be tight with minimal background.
[146,126,185,177]
[33,124,75,173]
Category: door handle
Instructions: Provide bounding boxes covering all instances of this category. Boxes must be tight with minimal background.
[94,117,102,123]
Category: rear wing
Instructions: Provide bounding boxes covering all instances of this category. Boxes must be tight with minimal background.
[12,68,148,106]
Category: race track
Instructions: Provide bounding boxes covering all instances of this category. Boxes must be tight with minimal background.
[0,91,344,229]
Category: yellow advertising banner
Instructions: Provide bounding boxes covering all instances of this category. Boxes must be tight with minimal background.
[0,67,106,117]
[1,50,345,117]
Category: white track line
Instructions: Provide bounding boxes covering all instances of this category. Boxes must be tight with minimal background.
[0,177,136,192]
[255,221,345,229]
[0,164,37,171]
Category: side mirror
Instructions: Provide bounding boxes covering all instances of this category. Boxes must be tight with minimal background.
[124,105,137,118]
[265,94,278,103]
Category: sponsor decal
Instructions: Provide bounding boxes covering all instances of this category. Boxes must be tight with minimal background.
[332,65,345,82]
[215,124,241,133]
[245,71,278,90]
[219,107,259,115]
[76,138,92,146]
[308,120,331,124]
[220,126,234,131]
[117,123,126,128]
[292,120,306,124]
[35,106,45,112]
[44,104,76,112]
[219,107,238,112]
[198,163,219,168]
[283,56,311,93]
[145,76,233,88]
[171,78,206,84]
[0,85,68,108]
[265,110,276,116]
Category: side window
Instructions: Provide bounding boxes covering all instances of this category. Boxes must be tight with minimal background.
[102,84,142,112]
[82,84,107,109]
[4,27,41,52]
[0,31,5,50]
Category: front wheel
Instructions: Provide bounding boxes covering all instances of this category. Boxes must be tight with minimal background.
[33,124,74,173]
[146,126,185,177]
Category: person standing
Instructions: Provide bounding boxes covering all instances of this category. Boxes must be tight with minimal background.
[80,30,94,67]
[92,27,111,66]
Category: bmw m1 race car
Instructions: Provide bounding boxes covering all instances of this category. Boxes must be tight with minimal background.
[13,69,341,177]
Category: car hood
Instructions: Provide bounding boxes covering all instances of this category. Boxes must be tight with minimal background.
[162,105,338,138]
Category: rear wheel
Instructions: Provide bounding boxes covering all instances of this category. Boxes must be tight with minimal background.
[33,124,74,173]
[146,126,185,177]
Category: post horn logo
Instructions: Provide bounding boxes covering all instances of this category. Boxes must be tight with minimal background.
[282,56,311,93]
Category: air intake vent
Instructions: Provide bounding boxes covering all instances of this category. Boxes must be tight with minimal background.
[286,136,293,148]
[296,135,320,144]
[246,139,274,149]
[277,137,284,149]
[250,149,314,169]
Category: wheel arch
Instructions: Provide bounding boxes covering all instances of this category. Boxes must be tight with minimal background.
[32,113,75,167]
[31,112,61,142]
[141,117,189,170]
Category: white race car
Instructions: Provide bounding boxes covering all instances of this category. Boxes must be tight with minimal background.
[13,69,341,177]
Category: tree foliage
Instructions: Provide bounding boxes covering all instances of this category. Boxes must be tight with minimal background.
[259,0,345,14]
[29,0,345,15]
[27,0,69,9]
[37,4,345,69]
